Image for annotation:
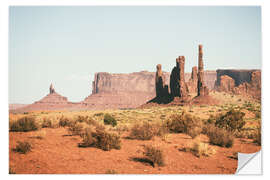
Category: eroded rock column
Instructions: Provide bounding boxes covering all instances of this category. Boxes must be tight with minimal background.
[155,64,165,97]
[179,56,188,98]
[49,83,55,94]
[197,44,209,96]
[191,66,198,83]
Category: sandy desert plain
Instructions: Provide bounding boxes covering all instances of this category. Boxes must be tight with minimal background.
[9,91,261,174]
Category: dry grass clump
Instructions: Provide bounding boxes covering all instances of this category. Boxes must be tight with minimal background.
[206,125,234,148]
[129,122,166,140]
[165,111,202,138]
[13,141,32,154]
[143,145,165,167]
[10,116,40,132]
[181,138,216,157]
[79,127,121,151]
[190,139,216,157]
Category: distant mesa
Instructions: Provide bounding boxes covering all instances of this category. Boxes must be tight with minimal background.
[11,45,261,113]
[215,70,261,100]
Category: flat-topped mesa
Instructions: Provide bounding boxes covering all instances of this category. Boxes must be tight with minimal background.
[49,83,55,94]
[197,44,209,96]
[155,64,165,97]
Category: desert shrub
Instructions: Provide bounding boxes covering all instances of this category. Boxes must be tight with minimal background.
[129,122,161,140]
[165,111,202,138]
[76,115,89,123]
[234,130,256,139]
[104,114,117,127]
[94,112,104,117]
[206,125,234,148]
[92,129,121,151]
[14,141,32,154]
[68,122,89,136]
[143,145,165,167]
[76,115,98,127]
[59,116,73,127]
[215,109,245,132]
[10,116,39,132]
[112,124,129,135]
[79,127,95,147]
[207,114,217,124]
[95,123,106,131]
[116,124,129,132]
[42,118,52,128]
[79,128,121,151]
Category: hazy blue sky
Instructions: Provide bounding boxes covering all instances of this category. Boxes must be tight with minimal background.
[9,6,261,104]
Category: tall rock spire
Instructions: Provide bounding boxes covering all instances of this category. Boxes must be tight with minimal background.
[155,64,165,97]
[179,56,188,98]
[197,44,209,96]
[49,83,55,94]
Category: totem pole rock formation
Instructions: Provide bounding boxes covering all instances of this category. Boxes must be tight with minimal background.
[170,56,188,98]
[179,56,188,98]
[197,45,209,96]
[155,64,165,97]
[187,66,198,93]
[49,83,55,94]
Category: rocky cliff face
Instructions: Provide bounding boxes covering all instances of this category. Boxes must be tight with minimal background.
[215,69,259,86]
[92,71,164,94]
[215,69,261,100]
[92,70,216,95]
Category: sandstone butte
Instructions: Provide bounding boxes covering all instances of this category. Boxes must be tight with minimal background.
[11,45,261,113]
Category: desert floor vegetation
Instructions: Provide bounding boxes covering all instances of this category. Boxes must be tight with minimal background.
[9,92,261,174]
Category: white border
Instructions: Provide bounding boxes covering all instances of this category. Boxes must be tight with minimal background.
[1,0,269,180]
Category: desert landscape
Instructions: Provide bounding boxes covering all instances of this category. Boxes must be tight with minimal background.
[9,45,261,174]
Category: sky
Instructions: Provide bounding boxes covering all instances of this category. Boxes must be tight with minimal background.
[9,6,261,104]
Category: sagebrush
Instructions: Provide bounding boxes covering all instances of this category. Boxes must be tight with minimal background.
[10,116,39,132]
[165,111,202,138]
[143,145,165,167]
[206,125,234,148]
[14,141,32,154]
[79,128,121,151]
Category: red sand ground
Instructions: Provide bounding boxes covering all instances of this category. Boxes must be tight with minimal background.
[9,128,260,174]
